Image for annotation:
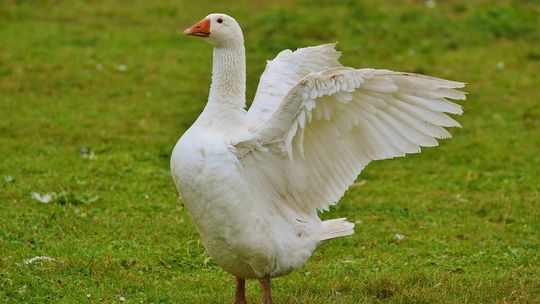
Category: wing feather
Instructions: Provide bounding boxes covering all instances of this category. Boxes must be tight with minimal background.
[247,44,342,129]
[237,58,466,215]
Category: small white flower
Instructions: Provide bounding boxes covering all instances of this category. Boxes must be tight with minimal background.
[119,296,126,302]
[144,194,150,199]
[394,233,405,241]
[86,293,91,299]
[96,64,103,70]
[426,0,436,9]
[32,192,54,203]
[6,176,15,183]
[118,64,127,72]
[496,61,505,70]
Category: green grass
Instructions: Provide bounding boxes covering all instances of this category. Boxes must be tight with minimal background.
[1,0,539,303]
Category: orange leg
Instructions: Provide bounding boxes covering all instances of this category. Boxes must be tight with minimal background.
[259,275,272,304]
[235,277,247,304]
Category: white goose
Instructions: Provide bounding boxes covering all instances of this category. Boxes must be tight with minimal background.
[171,13,466,304]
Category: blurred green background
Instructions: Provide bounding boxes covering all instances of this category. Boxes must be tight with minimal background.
[1,0,539,303]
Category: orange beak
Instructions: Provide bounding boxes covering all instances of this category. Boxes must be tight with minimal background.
[183,18,211,38]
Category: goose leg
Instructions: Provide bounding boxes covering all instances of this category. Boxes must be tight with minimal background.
[235,277,247,304]
[259,275,272,304]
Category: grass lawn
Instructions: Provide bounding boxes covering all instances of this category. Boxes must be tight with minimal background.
[1,0,539,303]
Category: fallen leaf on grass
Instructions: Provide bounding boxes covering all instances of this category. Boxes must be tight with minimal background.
[447,268,465,274]
[80,147,96,159]
[352,180,366,187]
[22,256,55,265]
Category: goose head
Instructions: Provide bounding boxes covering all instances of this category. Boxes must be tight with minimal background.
[183,13,243,48]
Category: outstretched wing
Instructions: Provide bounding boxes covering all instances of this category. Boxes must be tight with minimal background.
[247,43,341,129]
[237,66,466,215]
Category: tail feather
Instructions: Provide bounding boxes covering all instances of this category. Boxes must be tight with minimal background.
[319,218,355,241]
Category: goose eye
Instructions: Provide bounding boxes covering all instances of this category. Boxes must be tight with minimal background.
[217,18,223,24]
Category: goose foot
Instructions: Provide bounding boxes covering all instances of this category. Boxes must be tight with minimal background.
[235,277,247,304]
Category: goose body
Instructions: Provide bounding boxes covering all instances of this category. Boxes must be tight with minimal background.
[171,13,466,303]
[171,128,317,279]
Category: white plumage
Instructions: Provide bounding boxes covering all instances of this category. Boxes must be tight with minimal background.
[172,13,466,303]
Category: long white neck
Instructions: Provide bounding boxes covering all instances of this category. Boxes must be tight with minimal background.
[200,43,247,130]
[209,45,246,108]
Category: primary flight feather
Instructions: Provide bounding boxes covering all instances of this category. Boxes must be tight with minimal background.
[170,13,466,304]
